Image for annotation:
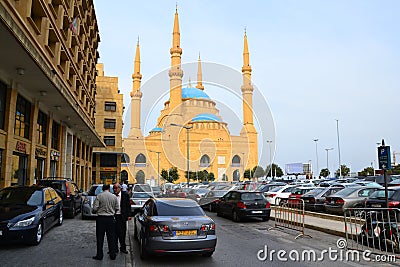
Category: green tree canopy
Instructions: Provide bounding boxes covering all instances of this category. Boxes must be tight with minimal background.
[320,168,330,178]
[265,163,284,178]
[334,164,351,177]
[253,166,265,178]
[359,166,375,176]
[161,167,179,183]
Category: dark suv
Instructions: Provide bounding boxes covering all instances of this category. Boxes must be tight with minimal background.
[216,190,271,222]
[38,178,82,218]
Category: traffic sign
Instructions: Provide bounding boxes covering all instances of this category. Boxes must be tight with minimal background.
[378,146,392,170]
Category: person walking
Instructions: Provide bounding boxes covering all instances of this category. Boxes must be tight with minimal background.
[92,184,119,260]
[113,183,131,254]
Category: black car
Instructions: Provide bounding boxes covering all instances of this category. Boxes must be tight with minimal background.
[301,187,343,211]
[134,198,217,259]
[38,178,82,218]
[0,186,63,245]
[216,190,271,222]
[366,186,400,208]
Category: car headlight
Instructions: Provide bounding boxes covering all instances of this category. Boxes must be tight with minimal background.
[12,217,35,227]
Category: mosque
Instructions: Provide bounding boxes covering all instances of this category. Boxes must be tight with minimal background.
[122,8,258,184]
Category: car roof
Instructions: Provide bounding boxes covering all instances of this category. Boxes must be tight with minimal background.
[155,198,199,207]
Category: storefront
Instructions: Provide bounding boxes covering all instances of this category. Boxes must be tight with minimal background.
[35,147,47,183]
[12,141,28,186]
[50,150,60,177]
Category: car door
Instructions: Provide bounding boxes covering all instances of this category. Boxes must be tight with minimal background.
[43,189,56,230]
[218,192,232,215]
[70,182,81,212]
[137,200,152,238]
[49,188,62,225]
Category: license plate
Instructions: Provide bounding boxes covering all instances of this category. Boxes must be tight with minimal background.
[0,230,2,236]
[371,204,381,208]
[252,211,263,214]
[331,200,334,204]
[175,230,197,236]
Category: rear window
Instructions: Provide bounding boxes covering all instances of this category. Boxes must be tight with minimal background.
[132,192,152,198]
[368,189,397,199]
[241,192,265,201]
[334,187,359,196]
[156,202,205,216]
[134,184,152,192]
[303,188,324,196]
[38,180,65,192]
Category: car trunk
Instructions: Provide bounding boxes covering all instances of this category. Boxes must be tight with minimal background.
[151,216,211,240]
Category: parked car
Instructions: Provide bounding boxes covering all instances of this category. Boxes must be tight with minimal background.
[151,186,162,198]
[134,198,217,258]
[175,188,192,198]
[216,190,271,222]
[38,178,82,218]
[365,187,400,208]
[325,186,382,214]
[0,186,63,245]
[287,186,316,205]
[198,190,229,212]
[300,187,343,211]
[81,184,115,219]
[187,188,210,202]
[256,182,286,193]
[132,184,153,193]
[131,191,154,215]
[264,184,298,205]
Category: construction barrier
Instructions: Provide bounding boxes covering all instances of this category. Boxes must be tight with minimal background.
[268,197,312,239]
[344,207,400,257]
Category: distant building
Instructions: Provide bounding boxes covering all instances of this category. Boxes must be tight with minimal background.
[92,64,124,184]
[122,8,259,184]
[0,1,102,189]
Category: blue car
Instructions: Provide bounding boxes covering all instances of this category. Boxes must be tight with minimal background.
[0,186,63,245]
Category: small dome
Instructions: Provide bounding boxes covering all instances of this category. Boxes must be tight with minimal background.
[192,113,222,122]
[150,127,163,132]
[182,87,210,99]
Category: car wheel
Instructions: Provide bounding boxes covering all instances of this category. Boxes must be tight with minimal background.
[57,208,63,226]
[202,251,214,257]
[232,210,240,222]
[30,222,43,245]
[69,206,75,218]
[139,237,149,259]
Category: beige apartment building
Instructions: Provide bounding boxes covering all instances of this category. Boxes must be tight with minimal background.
[123,9,259,185]
[0,0,103,190]
[92,63,124,185]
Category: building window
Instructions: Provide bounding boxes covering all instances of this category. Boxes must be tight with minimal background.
[51,121,60,150]
[200,154,210,167]
[232,155,241,167]
[104,119,116,129]
[105,102,116,111]
[104,136,115,146]
[135,153,146,167]
[0,81,6,130]
[37,110,47,146]
[100,154,117,167]
[14,95,31,139]
[76,139,81,158]
[0,150,2,179]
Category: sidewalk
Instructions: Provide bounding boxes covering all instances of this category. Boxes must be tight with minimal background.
[270,208,347,238]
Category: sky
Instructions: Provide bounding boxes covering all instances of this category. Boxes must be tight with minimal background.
[93,0,400,175]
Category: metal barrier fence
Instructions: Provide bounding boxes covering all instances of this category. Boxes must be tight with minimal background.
[344,208,400,256]
[268,197,312,239]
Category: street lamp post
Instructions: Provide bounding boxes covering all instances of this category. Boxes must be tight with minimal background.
[313,139,319,178]
[267,140,273,180]
[170,123,193,187]
[149,150,161,186]
[325,148,334,178]
[241,152,245,181]
[335,119,342,178]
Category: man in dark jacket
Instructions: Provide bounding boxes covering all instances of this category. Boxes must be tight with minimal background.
[113,183,131,254]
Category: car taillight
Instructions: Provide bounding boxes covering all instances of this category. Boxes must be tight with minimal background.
[237,201,246,209]
[65,183,70,199]
[149,225,157,232]
[325,198,330,203]
[269,193,276,198]
[388,201,400,207]
[214,199,220,204]
[310,197,315,204]
[336,198,345,205]
[266,202,271,208]
[195,194,200,198]
[201,223,216,231]
[130,199,135,205]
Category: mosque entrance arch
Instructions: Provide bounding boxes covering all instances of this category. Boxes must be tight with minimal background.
[136,170,145,184]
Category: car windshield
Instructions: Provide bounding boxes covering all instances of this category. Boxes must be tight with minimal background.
[156,202,205,216]
[195,188,209,194]
[241,192,265,201]
[134,184,152,192]
[334,187,360,196]
[132,192,152,198]
[303,188,325,196]
[269,186,284,192]
[0,187,43,206]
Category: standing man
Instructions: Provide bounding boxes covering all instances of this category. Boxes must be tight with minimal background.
[113,183,131,254]
[92,184,119,260]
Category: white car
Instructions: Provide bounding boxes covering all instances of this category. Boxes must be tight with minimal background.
[264,185,297,205]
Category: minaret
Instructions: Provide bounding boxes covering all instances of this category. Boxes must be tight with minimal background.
[196,53,204,90]
[168,6,183,113]
[129,37,143,138]
[241,30,255,130]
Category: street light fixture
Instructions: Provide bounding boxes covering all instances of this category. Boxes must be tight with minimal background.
[267,140,273,180]
[170,123,193,187]
[149,150,161,186]
[313,139,319,178]
[325,148,334,178]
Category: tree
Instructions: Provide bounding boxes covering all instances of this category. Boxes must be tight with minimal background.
[252,166,265,178]
[359,167,375,176]
[244,169,251,180]
[161,167,179,183]
[334,164,350,177]
[265,163,284,178]
[208,172,215,181]
[222,174,228,181]
[389,165,400,175]
[320,168,330,178]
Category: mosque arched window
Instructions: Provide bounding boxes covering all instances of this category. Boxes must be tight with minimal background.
[232,155,241,167]
[135,153,146,167]
[200,154,210,167]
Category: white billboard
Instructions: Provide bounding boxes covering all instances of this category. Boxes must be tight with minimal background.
[285,163,304,174]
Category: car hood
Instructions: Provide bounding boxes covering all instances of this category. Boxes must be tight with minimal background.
[0,204,39,222]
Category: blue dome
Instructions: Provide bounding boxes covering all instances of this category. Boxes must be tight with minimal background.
[182,87,210,99]
[192,113,222,122]
[150,127,163,132]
